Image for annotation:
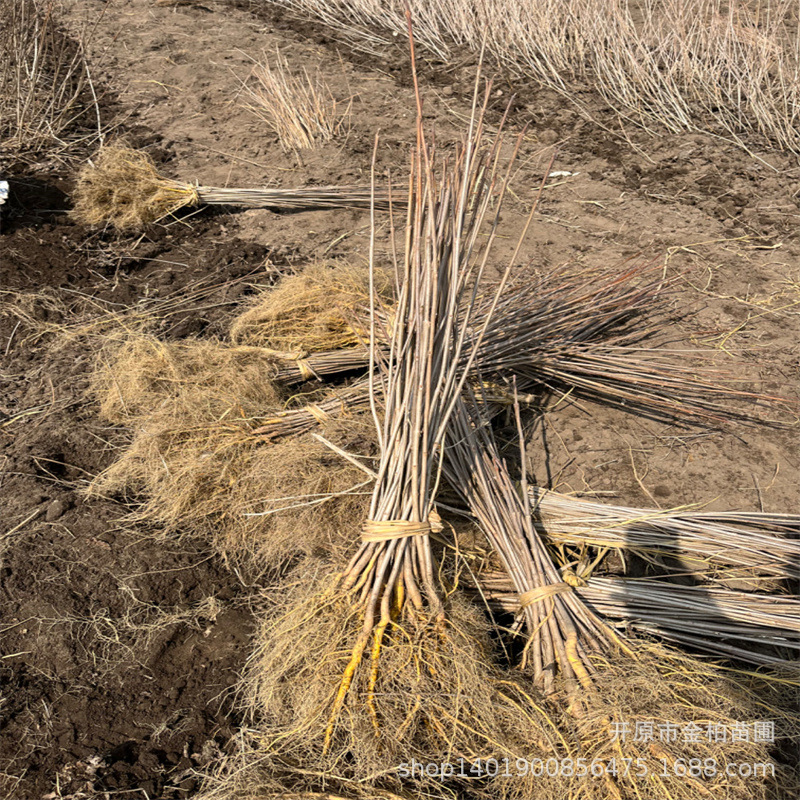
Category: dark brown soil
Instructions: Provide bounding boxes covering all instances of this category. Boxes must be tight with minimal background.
[1,0,798,798]
[0,206,301,797]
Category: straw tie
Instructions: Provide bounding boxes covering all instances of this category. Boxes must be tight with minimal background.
[296,359,315,380]
[519,582,572,608]
[279,350,315,381]
[306,404,330,424]
[361,520,432,543]
[561,568,587,588]
[184,181,201,207]
[257,347,316,380]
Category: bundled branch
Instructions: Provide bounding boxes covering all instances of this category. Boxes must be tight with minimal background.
[468,264,788,425]
[234,65,577,799]
[531,488,800,581]
[476,571,800,668]
[250,378,371,441]
[269,347,372,384]
[443,395,794,799]
[443,394,797,797]
[258,261,790,427]
[582,578,800,667]
[325,72,521,747]
[445,394,625,696]
[72,145,402,230]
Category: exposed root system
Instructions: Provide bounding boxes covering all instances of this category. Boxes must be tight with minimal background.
[73,144,200,229]
[229,261,392,353]
[243,567,561,798]
[89,331,376,570]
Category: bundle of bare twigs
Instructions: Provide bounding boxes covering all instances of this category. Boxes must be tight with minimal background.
[250,378,371,441]
[269,348,373,384]
[325,67,524,746]
[73,145,402,230]
[259,260,789,429]
[199,185,395,210]
[445,393,627,696]
[445,421,800,669]
[466,264,785,425]
[475,570,800,667]
[581,578,800,666]
[530,488,800,581]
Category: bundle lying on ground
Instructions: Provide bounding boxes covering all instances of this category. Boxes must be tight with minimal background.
[87,259,398,564]
[531,488,800,582]
[582,579,800,667]
[72,145,403,230]
[476,570,800,667]
[467,264,787,425]
[243,261,790,426]
[250,378,371,441]
[443,399,795,798]
[445,399,800,671]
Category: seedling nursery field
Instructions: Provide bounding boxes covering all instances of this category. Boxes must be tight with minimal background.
[1,1,799,799]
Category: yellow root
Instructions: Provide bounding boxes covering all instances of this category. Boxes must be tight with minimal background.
[324,632,369,753]
[565,633,594,692]
[367,617,390,736]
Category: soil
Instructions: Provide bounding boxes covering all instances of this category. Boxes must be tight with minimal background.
[1,0,798,798]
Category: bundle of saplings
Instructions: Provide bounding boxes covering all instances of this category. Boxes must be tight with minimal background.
[87,67,799,800]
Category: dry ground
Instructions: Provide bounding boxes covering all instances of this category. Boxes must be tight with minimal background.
[1,0,798,797]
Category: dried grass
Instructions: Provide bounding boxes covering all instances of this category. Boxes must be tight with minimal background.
[242,49,351,150]
[90,333,284,423]
[86,260,398,568]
